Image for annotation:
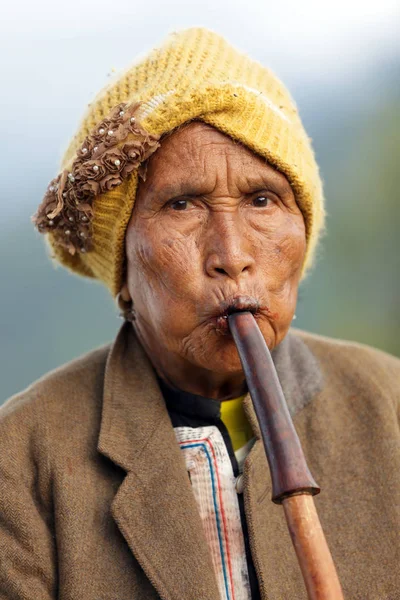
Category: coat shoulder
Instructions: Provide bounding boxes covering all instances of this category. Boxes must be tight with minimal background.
[292,327,400,368]
[0,342,112,436]
[0,341,114,513]
[291,328,400,403]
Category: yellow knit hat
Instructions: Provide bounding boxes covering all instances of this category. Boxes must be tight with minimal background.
[33,27,325,297]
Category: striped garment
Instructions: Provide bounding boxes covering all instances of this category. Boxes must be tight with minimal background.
[174,425,255,600]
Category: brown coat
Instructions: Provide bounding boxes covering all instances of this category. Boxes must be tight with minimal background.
[1,322,399,600]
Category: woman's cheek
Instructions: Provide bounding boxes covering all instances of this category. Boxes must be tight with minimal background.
[131,227,202,305]
[262,216,306,277]
[279,226,307,279]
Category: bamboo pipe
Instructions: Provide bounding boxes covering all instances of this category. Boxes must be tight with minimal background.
[228,311,344,600]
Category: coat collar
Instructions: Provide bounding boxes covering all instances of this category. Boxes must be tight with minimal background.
[97,321,323,600]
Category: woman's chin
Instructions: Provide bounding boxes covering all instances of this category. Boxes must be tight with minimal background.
[185,332,244,374]
[177,318,278,374]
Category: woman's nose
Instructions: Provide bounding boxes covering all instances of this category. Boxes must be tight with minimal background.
[204,215,255,280]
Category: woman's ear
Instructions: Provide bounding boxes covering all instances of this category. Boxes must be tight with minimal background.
[116,284,136,321]
[119,283,132,303]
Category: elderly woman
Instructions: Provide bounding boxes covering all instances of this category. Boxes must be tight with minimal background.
[1,28,399,600]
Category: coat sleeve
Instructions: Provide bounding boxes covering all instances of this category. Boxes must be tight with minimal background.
[0,394,58,599]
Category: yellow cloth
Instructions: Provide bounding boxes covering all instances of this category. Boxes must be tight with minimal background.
[220,395,254,452]
[44,27,325,296]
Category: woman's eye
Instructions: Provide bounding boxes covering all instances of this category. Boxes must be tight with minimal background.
[252,196,271,207]
[170,199,191,210]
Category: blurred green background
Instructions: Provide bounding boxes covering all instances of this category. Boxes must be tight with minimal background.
[1,2,399,404]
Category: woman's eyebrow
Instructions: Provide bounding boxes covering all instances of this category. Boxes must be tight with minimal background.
[149,181,215,201]
[243,172,292,195]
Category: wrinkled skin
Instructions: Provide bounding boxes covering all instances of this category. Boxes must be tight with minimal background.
[121,121,306,399]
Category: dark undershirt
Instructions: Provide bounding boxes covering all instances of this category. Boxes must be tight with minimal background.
[158,377,261,600]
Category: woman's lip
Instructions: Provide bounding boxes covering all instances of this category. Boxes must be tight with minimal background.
[215,295,260,319]
[212,295,262,334]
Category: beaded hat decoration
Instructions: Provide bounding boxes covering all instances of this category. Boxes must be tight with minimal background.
[32,27,325,297]
[32,102,160,256]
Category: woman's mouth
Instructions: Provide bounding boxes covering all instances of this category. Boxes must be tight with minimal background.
[214,296,261,334]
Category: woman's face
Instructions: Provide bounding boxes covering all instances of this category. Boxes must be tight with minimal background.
[124,121,306,375]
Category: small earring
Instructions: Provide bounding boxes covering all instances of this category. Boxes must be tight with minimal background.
[116,292,136,322]
[292,314,297,321]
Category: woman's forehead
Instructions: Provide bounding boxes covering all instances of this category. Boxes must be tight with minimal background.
[143,121,292,195]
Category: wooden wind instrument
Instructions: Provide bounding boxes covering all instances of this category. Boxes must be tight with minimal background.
[228,311,344,600]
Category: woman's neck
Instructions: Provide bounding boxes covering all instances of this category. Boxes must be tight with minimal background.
[156,361,247,400]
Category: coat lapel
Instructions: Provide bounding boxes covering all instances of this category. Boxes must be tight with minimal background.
[97,322,220,600]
